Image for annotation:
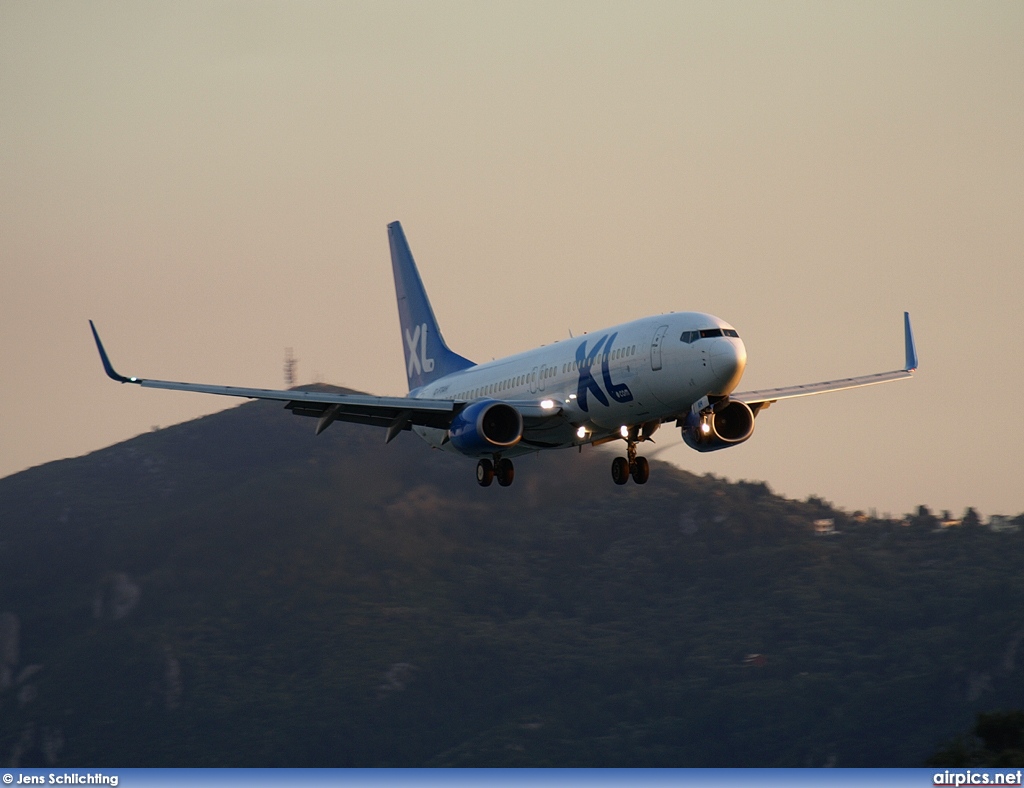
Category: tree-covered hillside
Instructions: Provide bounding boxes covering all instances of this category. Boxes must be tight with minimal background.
[1,391,1022,766]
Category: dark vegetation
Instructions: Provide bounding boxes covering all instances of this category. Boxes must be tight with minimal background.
[2,388,1023,766]
[929,711,1024,767]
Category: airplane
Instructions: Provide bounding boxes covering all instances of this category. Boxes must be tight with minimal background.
[90,221,918,488]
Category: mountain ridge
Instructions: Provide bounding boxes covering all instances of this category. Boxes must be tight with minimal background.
[2,395,1022,766]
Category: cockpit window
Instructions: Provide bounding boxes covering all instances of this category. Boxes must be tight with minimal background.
[682,327,740,343]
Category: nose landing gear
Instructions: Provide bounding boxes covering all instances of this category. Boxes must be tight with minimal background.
[477,457,515,487]
[611,433,650,485]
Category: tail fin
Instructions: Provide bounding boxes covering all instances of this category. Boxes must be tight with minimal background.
[388,221,474,391]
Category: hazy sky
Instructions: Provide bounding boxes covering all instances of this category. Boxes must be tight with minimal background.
[2,1,1022,518]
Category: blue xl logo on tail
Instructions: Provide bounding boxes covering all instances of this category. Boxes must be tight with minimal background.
[405,322,435,378]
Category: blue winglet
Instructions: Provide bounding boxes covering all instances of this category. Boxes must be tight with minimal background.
[903,312,918,372]
[89,320,133,383]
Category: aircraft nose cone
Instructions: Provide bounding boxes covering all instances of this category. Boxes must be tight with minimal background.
[709,338,746,393]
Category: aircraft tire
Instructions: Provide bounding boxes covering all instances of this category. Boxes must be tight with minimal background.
[496,458,515,487]
[631,456,650,485]
[611,456,630,485]
[476,459,494,487]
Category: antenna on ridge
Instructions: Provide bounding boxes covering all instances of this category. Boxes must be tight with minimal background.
[284,348,298,387]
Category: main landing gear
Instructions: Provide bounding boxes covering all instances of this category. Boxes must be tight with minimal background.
[477,457,515,487]
[611,439,649,485]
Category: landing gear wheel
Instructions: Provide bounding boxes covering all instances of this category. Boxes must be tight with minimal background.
[476,459,494,487]
[631,456,650,485]
[496,458,515,487]
[611,456,630,485]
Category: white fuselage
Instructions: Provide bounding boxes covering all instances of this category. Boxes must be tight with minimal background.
[410,312,747,456]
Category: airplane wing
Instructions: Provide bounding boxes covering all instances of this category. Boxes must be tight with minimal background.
[732,312,918,412]
[89,321,560,441]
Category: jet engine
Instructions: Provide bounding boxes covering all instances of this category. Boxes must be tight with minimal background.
[448,399,524,455]
[682,399,755,453]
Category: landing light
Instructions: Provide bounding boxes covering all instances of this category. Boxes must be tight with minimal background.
[576,426,587,439]
[540,399,555,409]
[620,426,629,438]
[700,422,711,435]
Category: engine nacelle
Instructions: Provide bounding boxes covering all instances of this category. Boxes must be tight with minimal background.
[682,399,755,453]
[448,399,524,455]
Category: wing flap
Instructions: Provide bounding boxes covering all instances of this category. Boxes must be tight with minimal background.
[285,399,454,431]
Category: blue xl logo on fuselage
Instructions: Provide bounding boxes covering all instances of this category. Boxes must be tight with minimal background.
[575,332,633,412]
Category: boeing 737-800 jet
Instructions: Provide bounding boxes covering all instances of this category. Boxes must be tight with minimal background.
[90,221,917,487]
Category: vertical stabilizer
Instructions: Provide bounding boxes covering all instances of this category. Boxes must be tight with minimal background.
[388,221,475,391]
